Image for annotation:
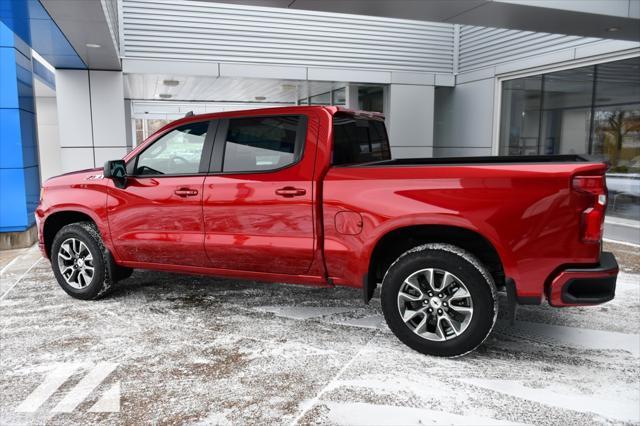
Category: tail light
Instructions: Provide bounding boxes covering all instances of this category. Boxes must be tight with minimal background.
[572,175,607,243]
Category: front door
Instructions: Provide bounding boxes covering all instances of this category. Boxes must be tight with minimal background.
[107,120,214,267]
[203,114,316,275]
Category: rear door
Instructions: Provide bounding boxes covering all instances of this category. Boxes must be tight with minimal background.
[202,114,316,275]
[107,120,215,267]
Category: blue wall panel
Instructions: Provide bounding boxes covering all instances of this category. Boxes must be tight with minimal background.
[0,109,25,169]
[19,109,38,167]
[23,164,39,223]
[0,20,39,232]
[0,168,29,231]
[0,0,85,69]
[0,44,18,107]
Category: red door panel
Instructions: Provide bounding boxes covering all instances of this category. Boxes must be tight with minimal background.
[203,175,314,274]
[202,114,319,275]
[107,176,207,266]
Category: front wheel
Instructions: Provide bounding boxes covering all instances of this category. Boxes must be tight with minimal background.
[51,222,115,300]
[381,243,498,357]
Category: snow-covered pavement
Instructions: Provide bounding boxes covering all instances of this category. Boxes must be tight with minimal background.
[1,245,639,425]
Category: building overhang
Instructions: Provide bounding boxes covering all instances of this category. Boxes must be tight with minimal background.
[208,0,640,41]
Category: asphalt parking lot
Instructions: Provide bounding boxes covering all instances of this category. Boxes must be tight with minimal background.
[1,244,639,425]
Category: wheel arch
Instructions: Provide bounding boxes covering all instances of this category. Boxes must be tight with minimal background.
[364,224,507,303]
[43,209,102,258]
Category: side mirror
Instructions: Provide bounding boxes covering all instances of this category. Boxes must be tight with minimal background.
[103,160,127,188]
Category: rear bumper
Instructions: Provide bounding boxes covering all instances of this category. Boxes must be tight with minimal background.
[547,252,618,307]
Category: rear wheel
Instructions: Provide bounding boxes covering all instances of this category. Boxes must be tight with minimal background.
[51,222,114,300]
[381,243,498,357]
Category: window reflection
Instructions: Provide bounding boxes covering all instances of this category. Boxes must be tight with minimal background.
[358,86,384,113]
[134,118,172,146]
[499,76,541,155]
[499,57,640,220]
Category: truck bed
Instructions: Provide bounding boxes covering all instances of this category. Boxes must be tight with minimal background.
[348,154,594,167]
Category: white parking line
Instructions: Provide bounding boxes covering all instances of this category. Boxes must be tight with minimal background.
[0,255,21,276]
[0,257,42,301]
[289,331,378,425]
[603,238,640,248]
[52,362,119,412]
[605,217,640,228]
[15,363,82,412]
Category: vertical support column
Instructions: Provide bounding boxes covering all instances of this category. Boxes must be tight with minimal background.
[56,69,94,171]
[0,22,40,240]
[387,84,434,159]
[123,99,133,149]
[56,70,127,173]
[89,71,127,165]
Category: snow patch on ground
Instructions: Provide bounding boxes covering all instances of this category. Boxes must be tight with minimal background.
[495,320,640,356]
[255,305,355,320]
[330,315,386,329]
[461,379,640,423]
[320,401,526,425]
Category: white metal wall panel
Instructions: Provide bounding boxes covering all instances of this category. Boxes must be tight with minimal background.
[458,25,602,73]
[122,0,454,73]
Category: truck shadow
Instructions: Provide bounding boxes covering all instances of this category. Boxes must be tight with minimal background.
[107,269,638,359]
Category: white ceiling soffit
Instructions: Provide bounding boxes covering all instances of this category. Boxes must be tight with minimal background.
[124,74,344,102]
[205,0,640,42]
[39,0,121,70]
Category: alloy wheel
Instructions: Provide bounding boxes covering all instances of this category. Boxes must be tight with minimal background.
[397,268,474,341]
[57,238,95,289]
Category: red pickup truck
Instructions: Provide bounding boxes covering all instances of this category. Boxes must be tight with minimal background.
[36,106,618,357]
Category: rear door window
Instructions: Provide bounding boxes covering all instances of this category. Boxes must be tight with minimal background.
[222,115,306,173]
[332,114,391,165]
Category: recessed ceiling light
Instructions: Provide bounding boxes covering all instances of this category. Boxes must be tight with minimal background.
[85,43,101,48]
[255,96,266,101]
[158,93,172,99]
[606,26,620,32]
[281,84,296,91]
[163,79,180,86]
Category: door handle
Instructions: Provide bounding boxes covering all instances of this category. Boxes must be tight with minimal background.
[174,188,199,197]
[275,186,306,198]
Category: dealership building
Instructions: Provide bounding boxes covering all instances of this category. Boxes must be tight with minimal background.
[1,0,639,246]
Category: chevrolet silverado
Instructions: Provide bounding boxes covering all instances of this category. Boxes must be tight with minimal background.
[36,106,618,356]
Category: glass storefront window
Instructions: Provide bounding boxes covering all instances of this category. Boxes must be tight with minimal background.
[134,119,144,146]
[499,56,640,220]
[591,106,640,172]
[500,76,542,155]
[309,91,331,105]
[592,105,640,219]
[540,66,594,155]
[358,86,384,113]
[332,87,346,105]
[133,118,172,146]
[299,87,346,106]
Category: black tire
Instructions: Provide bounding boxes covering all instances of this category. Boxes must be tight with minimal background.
[381,243,498,357]
[51,222,114,300]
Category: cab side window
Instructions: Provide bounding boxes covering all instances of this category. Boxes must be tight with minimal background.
[135,121,209,175]
[222,116,305,173]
